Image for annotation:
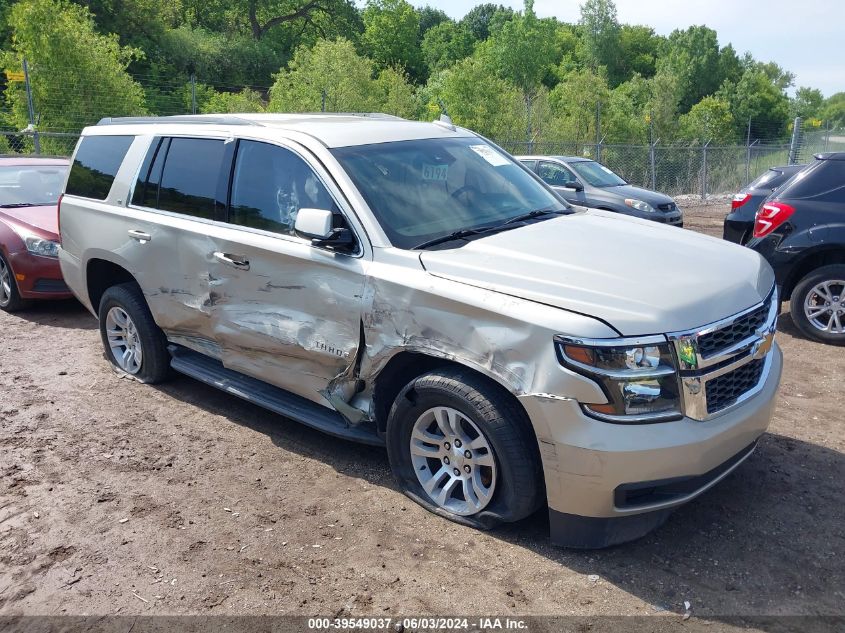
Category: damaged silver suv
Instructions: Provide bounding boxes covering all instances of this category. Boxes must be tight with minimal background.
[58,114,782,548]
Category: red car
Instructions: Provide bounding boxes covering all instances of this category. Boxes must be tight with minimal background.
[0,156,71,312]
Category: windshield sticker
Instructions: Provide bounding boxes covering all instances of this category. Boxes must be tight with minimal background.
[422,164,449,181]
[469,145,510,167]
[598,164,615,174]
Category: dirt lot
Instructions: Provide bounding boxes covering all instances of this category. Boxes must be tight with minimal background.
[1,204,843,625]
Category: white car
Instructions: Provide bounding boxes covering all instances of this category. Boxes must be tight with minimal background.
[57,114,782,547]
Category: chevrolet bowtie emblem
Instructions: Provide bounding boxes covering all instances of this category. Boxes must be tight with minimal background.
[751,328,775,360]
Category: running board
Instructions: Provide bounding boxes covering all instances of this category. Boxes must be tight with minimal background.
[169,346,384,446]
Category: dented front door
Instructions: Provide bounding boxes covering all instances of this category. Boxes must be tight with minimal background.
[207,139,366,408]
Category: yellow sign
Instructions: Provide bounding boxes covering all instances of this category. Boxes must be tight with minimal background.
[5,71,25,82]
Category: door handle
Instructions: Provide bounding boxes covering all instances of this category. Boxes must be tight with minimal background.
[213,252,250,271]
[128,229,151,243]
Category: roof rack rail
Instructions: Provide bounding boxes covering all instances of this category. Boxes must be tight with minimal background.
[97,115,260,126]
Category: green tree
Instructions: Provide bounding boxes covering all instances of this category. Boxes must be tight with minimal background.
[791,87,824,120]
[579,0,621,83]
[436,56,524,139]
[269,38,377,112]
[657,25,721,112]
[822,92,845,128]
[617,25,661,81]
[485,0,556,140]
[2,0,146,136]
[374,67,418,118]
[718,67,790,142]
[417,5,449,36]
[421,21,475,74]
[678,96,736,143]
[201,88,266,113]
[361,0,423,81]
[548,69,610,144]
[459,3,514,41]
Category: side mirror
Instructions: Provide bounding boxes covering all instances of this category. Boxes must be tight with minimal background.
[294,208,356,252]
[294,208,334,240]
[569,182,584,192]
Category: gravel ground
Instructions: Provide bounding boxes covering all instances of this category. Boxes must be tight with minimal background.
[1,204,843,626]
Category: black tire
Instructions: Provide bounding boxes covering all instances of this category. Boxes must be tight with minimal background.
[98,282,171,383]
[0,252,31,313]
[790,264,845,346]
[386,367,544,530]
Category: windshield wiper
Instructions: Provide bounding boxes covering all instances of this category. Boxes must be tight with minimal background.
[413,228,489,250]
[503,207,568,225]
[0,203,37,208]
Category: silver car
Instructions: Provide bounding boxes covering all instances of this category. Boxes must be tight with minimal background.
[58,114,782,548]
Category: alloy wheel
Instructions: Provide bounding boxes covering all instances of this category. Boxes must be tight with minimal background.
[804,279,845,335]
[410,406,497,516]
[105,306,143,374]
[0,258,11,307]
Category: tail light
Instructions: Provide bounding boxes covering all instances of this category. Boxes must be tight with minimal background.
[731,193,751,209]
[56,193,63,245]
[754,202,794,238]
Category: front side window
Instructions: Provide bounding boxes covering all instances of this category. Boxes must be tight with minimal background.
[229,140,338,235]
[157,137,226,219]
[65,135,134,200]
[568,160,627,188]
[0,164,68,207]
[538,161,578,187]
[332,137,566,249]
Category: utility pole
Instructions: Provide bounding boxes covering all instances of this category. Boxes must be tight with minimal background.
[22,59,40,154]
[190,74,197,115]
[745,117,752,184]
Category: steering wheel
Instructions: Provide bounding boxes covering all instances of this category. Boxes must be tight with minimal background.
[450,184,482,200]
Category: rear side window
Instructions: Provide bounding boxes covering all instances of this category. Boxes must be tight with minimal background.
[779,160,845,203]
[157,138,226,219]
[65,135,134,200]
[132,138,169,208]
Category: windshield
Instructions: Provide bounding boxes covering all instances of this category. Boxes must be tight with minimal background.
[332,138,567,249]
[568,160,626,187]
[0,165,67,206]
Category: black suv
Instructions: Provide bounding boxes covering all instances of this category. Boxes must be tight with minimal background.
[723,164,805,244]
[748,152,845,344]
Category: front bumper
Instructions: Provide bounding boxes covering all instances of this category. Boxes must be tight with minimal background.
[519,343,782,548]
[7,249,72,299]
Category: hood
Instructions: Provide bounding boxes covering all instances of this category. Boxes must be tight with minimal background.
[604,184,674,206]
[419,210,775,336]
[0,205,60,237]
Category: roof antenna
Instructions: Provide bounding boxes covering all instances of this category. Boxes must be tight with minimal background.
[434,99,455,131]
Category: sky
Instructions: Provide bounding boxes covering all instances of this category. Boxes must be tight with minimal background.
[407,0,843,97]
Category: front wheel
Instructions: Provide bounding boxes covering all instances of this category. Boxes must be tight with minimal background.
[386,367,544,530]
[98,283,171,382]
[0,252,30,313]
[790,265,845,345]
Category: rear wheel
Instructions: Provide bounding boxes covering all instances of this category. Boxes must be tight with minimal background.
[0,252,30,313]
[386,367,544,530]
[98,283,171,382]
[790,264,845,345]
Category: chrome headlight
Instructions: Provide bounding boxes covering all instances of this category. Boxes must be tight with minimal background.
[624,198,655,213]
[24,235,60,258]
[556,335,682,423]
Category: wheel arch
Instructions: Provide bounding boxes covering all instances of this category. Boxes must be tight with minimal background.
[781,247,845,300]
[370,350,536,440]
[86,257,138,314]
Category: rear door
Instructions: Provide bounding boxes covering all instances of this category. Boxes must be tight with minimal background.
[127,135,231,357]
[206,138,367,407]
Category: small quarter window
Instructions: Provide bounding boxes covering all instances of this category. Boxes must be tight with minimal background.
[65,135,134,200]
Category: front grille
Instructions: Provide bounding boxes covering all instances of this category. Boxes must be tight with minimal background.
[698,297,771,358]
[32,278,69,293]
[705,358,765,414]
[657,202,676,211]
